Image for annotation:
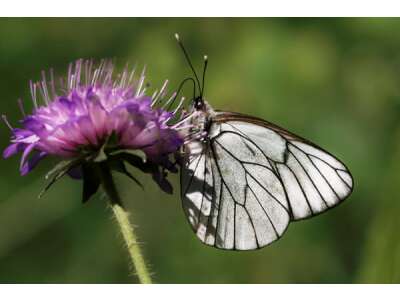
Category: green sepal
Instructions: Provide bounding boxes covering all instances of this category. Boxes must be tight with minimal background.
[107,132,120,148]
[82,163,101,203]
[93,145,108,163]
[108,149,147,163]
[98,162,123,206]
[39,158,84,199]
[108,160,143,189]
[92,132,121,163]
[110,152,156,174]
[44,159,76,180]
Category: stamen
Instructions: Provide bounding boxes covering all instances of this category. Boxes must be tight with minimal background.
[172,96,186,116]
[171,111,195,128]
[67,63,73,90]
[69,74,75,92]
[41,71,50,105]
[127,63,137,87]
[139,87,147,97]
[161,92,177,110]
[85,59,93,86]
[58,77,68,95]
[49,68,57,99]
[36,82,46,106]
[113,74,120,89]
[17,99,26,117]
[119,63,129,89]
[74,59,83,88]
[92,59,104,86]
[30,80,38,108]
[162,96,185,124]
[151,89,158,101]
[103,60,113,85]
[151,79,168,106]
[135,66,146,97]
[84,60,89,86]
[91,68,99,86]
[1,115,13,130]
[174,124,194,131]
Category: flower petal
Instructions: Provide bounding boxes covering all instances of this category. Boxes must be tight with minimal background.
[3,143,24,158]
[19,142,36,171]
[20,151,47,176]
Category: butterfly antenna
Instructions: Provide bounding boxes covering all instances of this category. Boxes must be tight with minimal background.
[200,55,208,99]
[167,76,196,111]
[175,33,202,95]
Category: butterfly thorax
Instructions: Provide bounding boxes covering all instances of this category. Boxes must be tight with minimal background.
[191,98,216,132]
[181,99,216,159]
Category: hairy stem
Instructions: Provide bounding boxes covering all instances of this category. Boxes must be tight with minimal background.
[99,163,152,284]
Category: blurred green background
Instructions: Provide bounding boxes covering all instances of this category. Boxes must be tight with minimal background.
[0,18,399,283]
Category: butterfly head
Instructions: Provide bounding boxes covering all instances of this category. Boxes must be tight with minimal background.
[194,95,205,110]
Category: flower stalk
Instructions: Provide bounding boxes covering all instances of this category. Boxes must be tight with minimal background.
[99,163,152,284]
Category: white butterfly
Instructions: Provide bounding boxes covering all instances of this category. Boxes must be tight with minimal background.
[176,34,353,250]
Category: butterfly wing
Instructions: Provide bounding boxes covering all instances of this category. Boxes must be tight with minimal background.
[181,111,353,250]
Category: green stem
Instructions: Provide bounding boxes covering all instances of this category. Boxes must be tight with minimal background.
[99,163,152,284]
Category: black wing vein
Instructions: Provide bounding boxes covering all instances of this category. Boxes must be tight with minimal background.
[213,139,289,214]
[288,148,330,208]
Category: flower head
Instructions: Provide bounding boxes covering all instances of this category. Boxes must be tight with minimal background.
[3,59,190,199]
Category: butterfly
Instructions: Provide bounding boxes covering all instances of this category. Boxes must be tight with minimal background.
[175,34,354,250]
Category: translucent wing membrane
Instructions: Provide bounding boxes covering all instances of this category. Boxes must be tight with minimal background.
[181,112,353,250]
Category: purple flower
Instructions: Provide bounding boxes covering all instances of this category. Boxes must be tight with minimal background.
[3,59,190,199]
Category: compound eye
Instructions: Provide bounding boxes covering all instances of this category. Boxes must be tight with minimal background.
[194,97,204,110]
